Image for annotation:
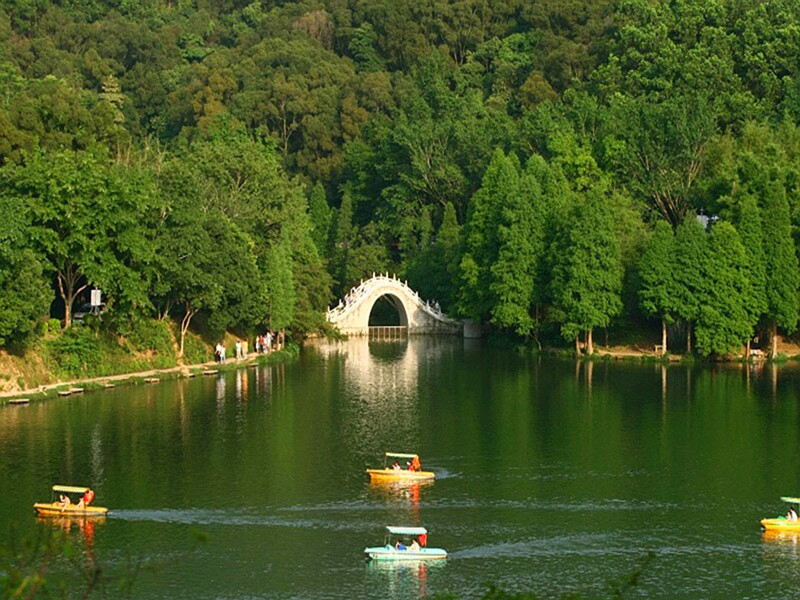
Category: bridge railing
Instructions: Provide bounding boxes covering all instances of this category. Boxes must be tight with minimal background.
[327,272,459,325]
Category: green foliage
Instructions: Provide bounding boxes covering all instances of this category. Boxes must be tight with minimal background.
[458,148,518,320]
[3,0,800,358]
[733,194,768,327]
[45,326,101,377]
[405,201,461,312]
[1,147,156,324]
[182,331,211,365]
[308,182,331,254]
[672,218,707,327]
[638,221,676,322]
[694,222,753,356]
[0,198,50,346]
[124,318,175,357]
[264,232,296,331]
[489,154,548,336]
[550,189,623,342]
[762,181,799,333]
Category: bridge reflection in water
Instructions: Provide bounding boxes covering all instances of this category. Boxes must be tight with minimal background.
[310,337,459,458]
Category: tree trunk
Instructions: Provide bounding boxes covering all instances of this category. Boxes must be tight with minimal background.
[745,338,751,360]
[575,335,581,355]
[661,317,668,355]
[56,263,87,328]
[586,329,594,355]
[771,320,779,359]
[179,302,196,361]
[531,306,542,351]
[159,298,174,321]
[686,320,692,354]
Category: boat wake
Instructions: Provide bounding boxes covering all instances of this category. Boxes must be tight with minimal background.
[110,508,358,530]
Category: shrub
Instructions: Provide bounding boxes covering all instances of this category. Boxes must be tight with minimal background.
[183,333,210,365]
[47,319,61,335]
[127,319,175,356]
[46,327,100,377]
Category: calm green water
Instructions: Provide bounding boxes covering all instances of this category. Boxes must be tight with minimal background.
[3,338,800,599]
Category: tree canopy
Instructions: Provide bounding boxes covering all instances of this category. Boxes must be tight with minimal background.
[3,0,800,358]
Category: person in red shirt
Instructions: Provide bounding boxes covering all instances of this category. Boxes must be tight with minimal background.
[77,488,95,509]
[410,456,421,472]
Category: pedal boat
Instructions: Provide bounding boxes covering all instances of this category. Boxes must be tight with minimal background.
[761,496,800,531]
[366,452,435,482]
[364,526,447,561]
[34,485,108,518]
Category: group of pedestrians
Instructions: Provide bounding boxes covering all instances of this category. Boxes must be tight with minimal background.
[213,330,284,364]
[343,287,358,306]
[254,331,274,354]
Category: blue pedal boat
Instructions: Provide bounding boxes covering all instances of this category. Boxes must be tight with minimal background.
[364,526,447,561]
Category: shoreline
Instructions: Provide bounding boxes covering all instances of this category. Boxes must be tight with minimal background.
[533,345,796,363]
[0,348,297,404]
[4,338,796,404]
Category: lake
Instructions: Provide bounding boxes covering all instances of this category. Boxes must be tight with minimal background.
[2,337,800,599]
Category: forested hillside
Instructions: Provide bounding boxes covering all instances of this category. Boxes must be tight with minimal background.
[2,0,800,366]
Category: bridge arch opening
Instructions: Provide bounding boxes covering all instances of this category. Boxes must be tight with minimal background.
[368,294,408,339]
[368,294,408,326]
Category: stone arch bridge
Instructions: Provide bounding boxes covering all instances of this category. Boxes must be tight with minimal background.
[326,274,462,336]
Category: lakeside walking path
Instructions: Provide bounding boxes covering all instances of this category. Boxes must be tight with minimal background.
[0,351,281,402]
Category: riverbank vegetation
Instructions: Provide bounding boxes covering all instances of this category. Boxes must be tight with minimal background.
[2,0,800,377]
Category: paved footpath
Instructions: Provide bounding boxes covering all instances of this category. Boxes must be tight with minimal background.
[0,352,275,400]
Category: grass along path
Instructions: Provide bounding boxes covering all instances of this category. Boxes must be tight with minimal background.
[0,348,294,403]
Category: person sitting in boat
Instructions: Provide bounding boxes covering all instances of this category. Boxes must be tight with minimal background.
[408,539,421,552]
[59,493,71,511]
[788,508,798,522]
[392,461,401,470]
[76,488,95,509]
[408,456,421,472]
[394,540,407,551]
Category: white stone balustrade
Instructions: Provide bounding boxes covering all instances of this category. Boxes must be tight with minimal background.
[326,273,461,336]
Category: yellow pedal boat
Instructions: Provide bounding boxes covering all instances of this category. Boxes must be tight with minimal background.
[366,452,435,482]
[761,496,800,531]
[34,485,108,518]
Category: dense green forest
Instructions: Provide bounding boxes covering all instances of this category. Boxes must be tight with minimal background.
[2,0,800,363]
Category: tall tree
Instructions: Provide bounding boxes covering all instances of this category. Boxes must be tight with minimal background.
[550,189,623,354]
[157,208,263,359]
[308,182,331,254]
[331,189,355,296]
[761,181,800,358]
[638,220,676,353]
[406,201,462,312]
[0,197,50,345]
[490,155,548,338]
[2,149,152,326]
[264,232,296,332]
[458,149,517,321]
[604,93,716,227]
[695,222,752,357]
[672,217,707,353]
[732,194,767,356]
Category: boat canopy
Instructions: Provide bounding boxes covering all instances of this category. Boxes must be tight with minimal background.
[781,496,800,503]
[385,452,419,459]
[386,526,427,536]
[52,485,89,494]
